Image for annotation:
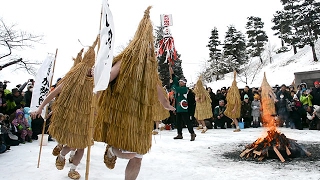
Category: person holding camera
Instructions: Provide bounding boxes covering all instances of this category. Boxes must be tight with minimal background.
[306,105,320,130]
[300,88,313,110]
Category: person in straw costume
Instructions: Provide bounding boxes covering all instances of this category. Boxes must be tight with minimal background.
[51,48,84,163]
[224,71,242,132]
[193,76,213,133]
[260,72,278,128]
[93,6,175,180]
[31,38,98,180]
[152,82,170,135]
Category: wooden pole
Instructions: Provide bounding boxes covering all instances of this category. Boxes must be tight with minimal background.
[37,48,58,168]
[85,6,103,180]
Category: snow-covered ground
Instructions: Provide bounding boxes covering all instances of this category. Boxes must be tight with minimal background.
[0,127,319,180]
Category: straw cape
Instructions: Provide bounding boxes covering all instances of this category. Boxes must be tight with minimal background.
[260,72,277,126]
[153,81,170,122]
[48,37,98,149]
[193,77,212,120]
[224,71,241,119]
[94,6,160,154]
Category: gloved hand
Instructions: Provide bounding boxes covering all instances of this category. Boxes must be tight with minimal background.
[27,127,32,131]
[17,125,23,130]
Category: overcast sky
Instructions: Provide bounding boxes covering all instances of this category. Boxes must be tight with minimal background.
[0,0,284,89]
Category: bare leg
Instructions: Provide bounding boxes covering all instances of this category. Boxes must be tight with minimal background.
[200,120,206,127]
[233,119,241,132]
[125,157,142,180]
[233,119,239,127]
[196,119,203,129]
[112,148,137,159]
[71,148,84,166]
[61,146,72,155]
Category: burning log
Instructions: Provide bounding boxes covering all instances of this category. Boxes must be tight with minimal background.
[240,73,311,162]
[240,129,311,162]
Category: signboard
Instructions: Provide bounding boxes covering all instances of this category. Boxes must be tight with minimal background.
[160,14,173,27]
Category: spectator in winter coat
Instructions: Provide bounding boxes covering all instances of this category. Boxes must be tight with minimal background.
[11,88,24,108]
[289,95,303,130]
[240,94,252,128]
[296,84,303,100]
[300,88,313,109]
[0,91,6,114]
[306,105,320,130]
[216,89,226,103]
[213,100,228,129]
[251,94,261,128]
[24,85,33,107]
[241,86,254,102]
[310,80,320,106]
[207,87,217,113]
[276,94,290,128]
[276,84,292,101]
[12,110,32,143]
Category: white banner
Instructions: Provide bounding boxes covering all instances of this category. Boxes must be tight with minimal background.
[30,55,55,119]
[93,0,115,93]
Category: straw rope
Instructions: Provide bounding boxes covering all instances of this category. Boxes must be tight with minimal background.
[49,37,98,149]
[94,6,159,154]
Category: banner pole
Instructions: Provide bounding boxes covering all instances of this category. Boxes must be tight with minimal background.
[85,6,102,180]
[37,48,58,168]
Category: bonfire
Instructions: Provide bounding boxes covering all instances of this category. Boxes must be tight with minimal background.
[240,73,311,162]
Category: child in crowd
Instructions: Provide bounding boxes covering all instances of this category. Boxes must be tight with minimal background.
[251,94,261,128]
[12,110,32,143]
[24,107,32,128]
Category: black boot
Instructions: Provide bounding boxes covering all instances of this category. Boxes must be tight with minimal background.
[190,133,196,141]
[173,134,183,139]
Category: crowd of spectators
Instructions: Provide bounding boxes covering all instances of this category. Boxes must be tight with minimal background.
[163,80,320,132]
[0,79,51,154]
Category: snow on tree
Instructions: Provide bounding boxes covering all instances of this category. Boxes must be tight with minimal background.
[246,16,269,63]
[223,25,247,71]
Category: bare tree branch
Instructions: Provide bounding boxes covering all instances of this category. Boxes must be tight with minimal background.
[0,40,11,59]
[0,18,42,74]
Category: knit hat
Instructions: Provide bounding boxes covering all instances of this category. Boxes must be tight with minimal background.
[293,94,298,100]
[254,94,260,100]
[314,80,320,85]
[244,94,249,100]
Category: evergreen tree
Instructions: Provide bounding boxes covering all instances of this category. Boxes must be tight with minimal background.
[203,52,228,82]
[295,0,320,61]
[246,16,269,63]
[203,27,222,82]
[271,10,292,53]
[223,25,247,71]
[207,27,222,61]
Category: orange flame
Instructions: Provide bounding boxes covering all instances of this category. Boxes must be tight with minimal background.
[255,72,279,145]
